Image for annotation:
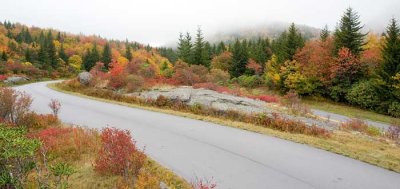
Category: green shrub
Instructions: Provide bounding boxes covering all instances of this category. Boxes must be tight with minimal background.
[237,75,262,88]
[125,74,145,92]
[345,80,381,109]
[388,101,400,118]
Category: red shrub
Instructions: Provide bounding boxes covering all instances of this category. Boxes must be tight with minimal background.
[248,95,279,103]
[20,113,59,129]
[95,127,145,176]
[30,127,99,161]
[340,119,368,132]
[0,75,7,81]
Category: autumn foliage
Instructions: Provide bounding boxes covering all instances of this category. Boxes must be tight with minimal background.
[95,127,145,177]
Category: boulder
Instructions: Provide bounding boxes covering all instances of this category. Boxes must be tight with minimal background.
[78,72,92,85]
[3,76,29,84]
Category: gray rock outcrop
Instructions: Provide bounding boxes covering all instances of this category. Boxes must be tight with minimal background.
[78,72,92,85]
[133,86,338,130]
[3,76,29,84]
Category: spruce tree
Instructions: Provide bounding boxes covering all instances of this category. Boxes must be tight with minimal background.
[192,27,207,66]
[380,18,400,83]
[102,42,112,69]
[125,43,132,61]
[177,32,193,63]
[1,51,7,61]
[47,31,58,68]
[229,39,248,77]
[216,41,226,54]
[59,43,68,62]
[320,25,329,41]
[38,43,50,69]
[25,48,32,62]
[334,7,367,56]
[83,49,91,71]
[286,23,305,60]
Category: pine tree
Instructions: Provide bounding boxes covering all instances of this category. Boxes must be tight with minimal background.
[334,7,367,56]
[320,25,329,41]
[102,42,112,69]
[177,32,193,63]
[59,43,68,62]
[380,18,400,83]
[125,43,132,61]
[229,39,249,77]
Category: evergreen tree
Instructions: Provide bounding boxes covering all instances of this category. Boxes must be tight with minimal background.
[204,41,212,66]
[334,7,367,56]
[83,49,91,71]
[125,43,132,61]
[286,23,305,60]
[102,42,112,69]
[83,43,100,71]
[216,41,226,54]
[177,32,193,63]
[229,39,249,77]
[38,42,50,69]
[380,18,400,83]
[320,25,329,41]
[1,51,7,61]
[25,48,32,62]
[47,31,58,68]
[192,27,207,66]
[59,43,68,62]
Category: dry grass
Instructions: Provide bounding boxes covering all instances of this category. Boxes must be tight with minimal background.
[50,83,400,173]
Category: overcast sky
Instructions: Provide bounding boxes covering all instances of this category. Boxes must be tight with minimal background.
[1,0,399,46]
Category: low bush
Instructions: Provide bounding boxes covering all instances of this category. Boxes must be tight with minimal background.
[95,127,145,179]
[20,113,59,129]
[237,75,263,88]
[281,92,310,115]
[0,87,33,125]
[248,95,279,103]
[30,127,99,161]
[125,74,145,92]
[206,69,230,85]
[0,75,7,81]
[340,119,368,132]
[388,101,400,118]
[386,124,400,143]
[346,80,382,110]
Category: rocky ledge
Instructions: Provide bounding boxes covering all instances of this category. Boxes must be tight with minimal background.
[130,86,338,130]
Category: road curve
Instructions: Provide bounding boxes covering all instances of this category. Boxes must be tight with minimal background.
[15,81,400,189]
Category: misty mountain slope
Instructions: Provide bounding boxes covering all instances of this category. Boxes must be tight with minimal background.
[206,22,321,43]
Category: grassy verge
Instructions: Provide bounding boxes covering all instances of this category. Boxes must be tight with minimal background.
[67,156,191,189]
[304,98,400,125]
[49,83,400,173]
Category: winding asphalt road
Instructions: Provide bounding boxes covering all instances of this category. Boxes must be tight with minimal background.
[15,81,400,189]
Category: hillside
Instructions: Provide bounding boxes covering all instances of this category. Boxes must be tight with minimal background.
[207,22,321,43]
[0,21,168,80]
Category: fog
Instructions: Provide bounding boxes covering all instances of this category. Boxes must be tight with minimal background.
[0,0,399,46]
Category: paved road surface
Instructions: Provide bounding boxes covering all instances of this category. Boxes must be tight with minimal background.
[14,81,400,189]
